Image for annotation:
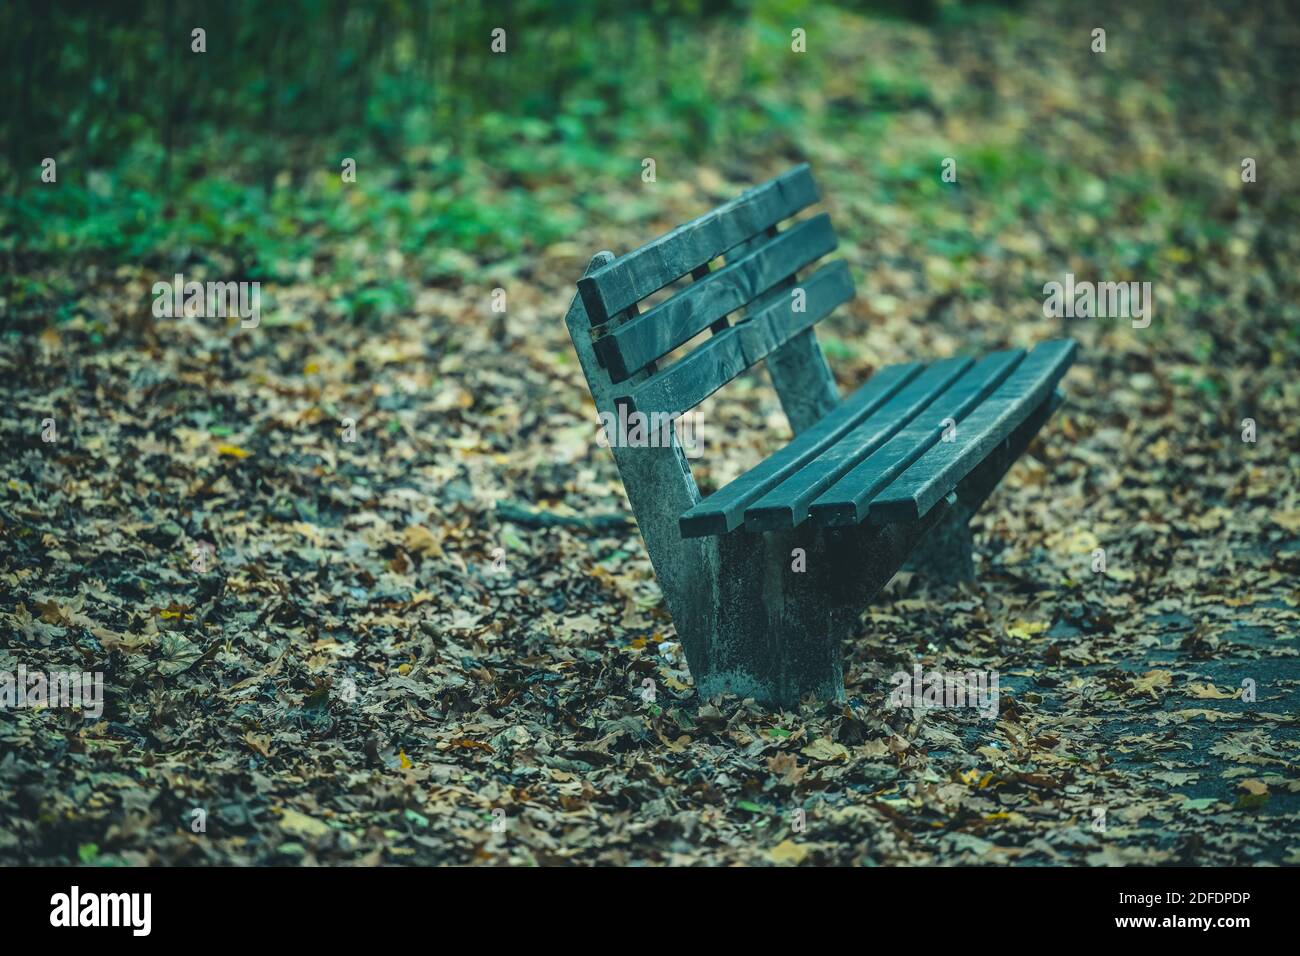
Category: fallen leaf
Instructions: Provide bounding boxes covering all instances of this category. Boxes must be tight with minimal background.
[1007,620,1049,640]
[1187,681,1240,700]
[403,524,440,557]
[768,839,810,864]
[279,808,331,839]
[1132,669,1173,699]
[801,737,849,762]
[244,732,275,758]
[1271,510,1300,533]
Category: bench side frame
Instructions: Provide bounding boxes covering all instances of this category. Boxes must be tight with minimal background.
[566,253,967,706]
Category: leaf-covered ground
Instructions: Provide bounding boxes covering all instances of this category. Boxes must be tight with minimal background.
[3,0,1299,864]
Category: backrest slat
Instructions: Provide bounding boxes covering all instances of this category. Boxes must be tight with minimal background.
[728,224,840,433]
[595,213,836,382]
[614,260,853,418]
[578,164,819,326]
[576,165,850,433]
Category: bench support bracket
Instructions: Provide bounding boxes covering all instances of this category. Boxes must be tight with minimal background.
[905,505,976,582]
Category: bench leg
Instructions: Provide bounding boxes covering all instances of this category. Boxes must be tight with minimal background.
[689,503,955,708]
[699,524,845,706]
[904,504,976,583]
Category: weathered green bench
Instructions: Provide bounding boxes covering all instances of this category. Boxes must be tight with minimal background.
[565,165,1075,707]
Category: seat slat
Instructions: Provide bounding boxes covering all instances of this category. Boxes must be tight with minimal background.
[614,261,853,418]
[677,360,922,538]
[744,356,974,532]
[578,165,819,326]
[595,214,837,383]
[866,339,1077,523]
[809,348,1028,527]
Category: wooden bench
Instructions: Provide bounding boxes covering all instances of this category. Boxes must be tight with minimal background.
[564,164,1075,707]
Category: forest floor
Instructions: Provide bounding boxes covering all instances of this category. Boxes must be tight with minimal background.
[2,1,1299,864]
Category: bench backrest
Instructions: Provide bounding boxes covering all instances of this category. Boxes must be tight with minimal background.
[577,165,852,421]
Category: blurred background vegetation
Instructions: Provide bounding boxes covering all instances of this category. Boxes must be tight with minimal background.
[2,0,1296,347]
[2,1,1023,275]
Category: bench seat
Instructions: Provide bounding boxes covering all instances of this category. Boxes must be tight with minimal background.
[680,339,1076,537]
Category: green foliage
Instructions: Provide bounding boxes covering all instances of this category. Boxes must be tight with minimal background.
[0,0,1053,285]
[5,0,1271,350]
[1,0,842,275]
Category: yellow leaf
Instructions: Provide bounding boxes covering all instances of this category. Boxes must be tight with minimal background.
[1272,510,1300,534]
[279,808,331,839]
[1132,669,1173,698]
[768,840,810,865]
[857,738,890,758]
[1007,620,1049,640]
[984,811,1030,825]
[402,524,439,557]
[959,770,996,788]
[1235,779,1269,809]
[244,732,275,757]
[449,738,494,753]
[217,443,252,459]
[1187,681,1239,700]
[801,737,849,762]
[1045,527,1099,554]
[1168,708,1232,722]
